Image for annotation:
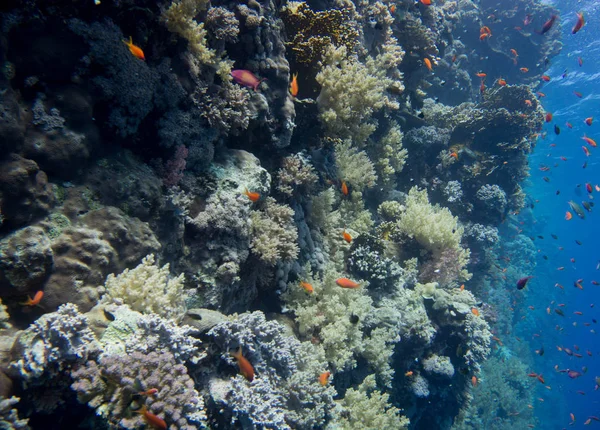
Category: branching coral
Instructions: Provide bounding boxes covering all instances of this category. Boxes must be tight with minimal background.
[334,374,409,429]
[369,122,407,188]
[208,312,336,428]
[250,198,299,265]
[0,397,29,430]
[316,45,398,144]
[280,1,360,65]
[102,254,187,320]
[10,304,97,386]
[276,153,318,197]
[71,350,206,429]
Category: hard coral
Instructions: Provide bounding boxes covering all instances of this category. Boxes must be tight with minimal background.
[208,311,336,429]
[280,2,359,65]
[71,350,206,429]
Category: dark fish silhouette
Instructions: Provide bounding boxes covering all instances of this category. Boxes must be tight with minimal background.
[517,276,533,290]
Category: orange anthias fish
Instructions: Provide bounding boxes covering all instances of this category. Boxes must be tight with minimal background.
[572,12,585,34]
[471,375,478,387]
[585,117,593,126]
[231,347,255,382]
[289,72,299,97]
[123,36,145,61]
[510,49,518,57]
[424,58,433,71]
[476,72,487,78]
[471,308,480,316]
[336,278,360,289]
[497,78,507,86]
[541,75,551,82]
[20,290,44,307]
[244,188,260,202]
[545,113,553,122]
[582,146,591,156]
[520,67,529,73]
[342,230,352,243]
[138,388,159,396]
[565,211,573,220]
[582,136,597,147]
[299,281,314,294]
[419,0,432,5]
[136,406,167,430]
[341,180,349,196]
[450,151,459,160]
[319,371,331,386]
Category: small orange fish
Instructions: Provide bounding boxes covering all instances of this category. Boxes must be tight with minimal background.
[419,0,432,5]
[510,49,518,57]
[319,371,331,386]
[449,151,458,159]
[20,290,43,307]
[480,26,491,36]
[566,122,573,129]
[475,72,487,78]
[389,4,396,14]
[497,78,507,86]
[572,12,585,34]
[545,112,553,122]
[405,370,414,377]
[342,230,352,243]
[289,72,299,97]
[123,36,146,61]
[537,374,545,384]
[299,281,314,294]
[585,117,593,126]
[231,347,255,382]
[582,146,591,156]
[424,58,433,71]
[335,278,360,289]
[582,136,597,147]
[460,284,465,291]
[341,180,349,196]
[520,67,529,73]
[138,388,158,396]
[471,375,478,387]
[536,92,546,98]
[136,406,167,430]
[541,75,551,82]
[479,33,490,41]
[244,188,260,202]
[525,100,532,107]
[471,308,480,316]
[571,413,576,423]
[480,80,486,94]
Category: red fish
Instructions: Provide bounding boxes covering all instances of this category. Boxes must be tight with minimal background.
[336,278,360,289]
[572,12,585,34]
[541,75,551,82]
[123,36,145,61]
[231,69,265,91]
[419,0,432,5]
[582,136,597,147]
[574,91,583,98]
[136,406,167,430]
[566,122,573,129]
[538,15,558,35]
[342,230,352,243]
[20,290,43,307]
[341,180,349,196]
[319,371,331,386]
[586,183,593,193]
[545,113,553,122]
[231,347,255,381]
[244,188,260,202]
[585,117,593,126]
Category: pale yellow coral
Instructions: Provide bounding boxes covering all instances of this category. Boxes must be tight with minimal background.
[250,198,299,265]
[102,254,187,319]
[334,139,377,192]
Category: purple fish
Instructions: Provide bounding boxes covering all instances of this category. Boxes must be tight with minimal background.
[568,370,582,379]
[231,69,265,91]
[537,15,558,35]
[516,276,533,290]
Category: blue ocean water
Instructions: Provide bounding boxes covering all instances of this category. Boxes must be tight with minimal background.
[520,0,600,427]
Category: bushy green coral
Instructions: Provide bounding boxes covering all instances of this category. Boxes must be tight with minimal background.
[369,122,407,188]
[334,375,409,430]
[250,198,299,265]
[334,139,377,192]
[280,1,360,65]
[102,254,187,319]
[398,187,463,251]
[282,263,372,371]
[316,45,399,144]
